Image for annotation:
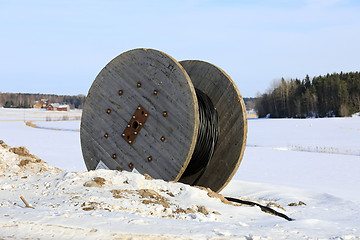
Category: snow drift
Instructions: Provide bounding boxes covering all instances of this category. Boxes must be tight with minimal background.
[1,140,360,239]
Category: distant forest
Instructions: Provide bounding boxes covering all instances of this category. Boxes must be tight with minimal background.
[0,93,257,110]
[0,93,86,109]
[243,97,256,110]
[255,72,360,118]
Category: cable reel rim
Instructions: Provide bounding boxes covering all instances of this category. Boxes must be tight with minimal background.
[179,60,248,192]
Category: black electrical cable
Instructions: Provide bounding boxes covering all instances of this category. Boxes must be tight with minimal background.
[225,197,294,221]
[176,89,294,221]
[182,88,220,185]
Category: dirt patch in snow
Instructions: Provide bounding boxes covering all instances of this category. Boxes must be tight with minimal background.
[138,189,170,208]
[83,176,106,188]
[195,186,237,206]
[0,140,61,175]
[0,140,8,148]
[9,146,33,157]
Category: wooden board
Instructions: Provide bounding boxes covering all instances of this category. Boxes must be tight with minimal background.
[179,60,248,192]
[80,49,199,181]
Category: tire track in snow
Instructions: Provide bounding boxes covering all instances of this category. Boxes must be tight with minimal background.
[25,121,80,132]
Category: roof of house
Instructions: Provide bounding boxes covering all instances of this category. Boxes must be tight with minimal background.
[48,103,60,108]
[58,105,69,108]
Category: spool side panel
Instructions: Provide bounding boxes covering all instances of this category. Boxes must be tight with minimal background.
[81,49,199,181]
[179,60,247,192]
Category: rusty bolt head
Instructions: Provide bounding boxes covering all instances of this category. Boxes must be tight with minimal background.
[161,136,166,142]
[119,90,123,95]
[137,82,141,88]
[129,162,134,169]
[104,133,109,138]
[153,90,158,95]
[106,109,111,114]
[163,111,168,117]
[147,156,152,162]
[112,154,117,159]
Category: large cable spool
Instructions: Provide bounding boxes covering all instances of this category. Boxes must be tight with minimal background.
[80,48,247,192]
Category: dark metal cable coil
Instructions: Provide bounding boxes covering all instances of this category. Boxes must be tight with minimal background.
[182,88,220,185]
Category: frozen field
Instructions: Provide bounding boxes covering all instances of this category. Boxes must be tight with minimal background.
[0,108,360,239]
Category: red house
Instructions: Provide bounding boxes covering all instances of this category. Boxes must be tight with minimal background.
[47,103,69,111]
[47,103,60,111]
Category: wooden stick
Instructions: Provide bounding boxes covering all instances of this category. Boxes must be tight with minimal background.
[20,196,34,209]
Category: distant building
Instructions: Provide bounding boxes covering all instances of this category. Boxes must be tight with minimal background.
[33,102,42,109]
[33,100,47,109]
[47,103,70,111]
[57,105,70,111]
[47,103,60,111]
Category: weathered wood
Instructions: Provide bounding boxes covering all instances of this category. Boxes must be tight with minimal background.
[179,60,248,192]
[80,49,247,193]
[81,49,199,181]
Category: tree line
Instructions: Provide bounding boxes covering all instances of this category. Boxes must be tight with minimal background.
[0,93,86,109]
[243,97,256,111]
[255,72,360,118]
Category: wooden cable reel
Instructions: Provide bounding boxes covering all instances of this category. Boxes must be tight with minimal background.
[80,48,247,192]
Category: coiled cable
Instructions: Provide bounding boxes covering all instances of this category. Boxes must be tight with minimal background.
[182,88,220,185]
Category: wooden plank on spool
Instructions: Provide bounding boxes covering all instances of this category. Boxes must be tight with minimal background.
[179,60,248,193]
[80,49,199,181]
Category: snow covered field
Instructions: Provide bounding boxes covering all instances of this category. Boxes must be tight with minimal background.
[1,108,360,239]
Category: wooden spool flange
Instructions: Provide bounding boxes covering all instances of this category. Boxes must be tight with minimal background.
[80,48,247,192]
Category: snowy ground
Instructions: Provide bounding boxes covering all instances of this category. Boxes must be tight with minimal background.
[0,108,360,239]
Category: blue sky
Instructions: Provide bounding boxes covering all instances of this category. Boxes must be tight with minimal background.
[1,0,359,97]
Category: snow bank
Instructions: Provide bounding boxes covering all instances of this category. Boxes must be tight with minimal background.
[353,112,360,117]
[1,141,360,239]
[0,142,264,239]
[0,141,230,218]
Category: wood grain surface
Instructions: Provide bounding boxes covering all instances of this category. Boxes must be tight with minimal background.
[80,49,199,181]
